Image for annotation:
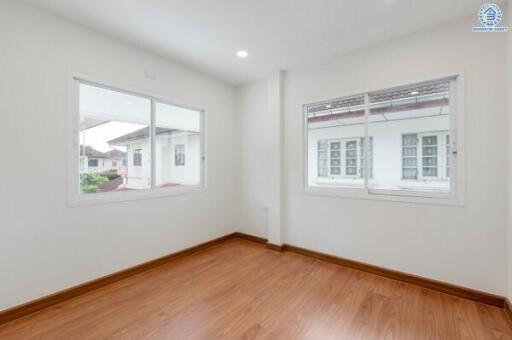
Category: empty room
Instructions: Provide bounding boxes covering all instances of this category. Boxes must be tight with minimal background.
[1,0,512,339]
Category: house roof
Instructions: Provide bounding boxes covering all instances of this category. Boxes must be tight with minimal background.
[80,145,127,159]
[105,149,127,159]
[307,79,451,123]
[108,127,176,145]
[80,117,109,131]
[80,145,107,158]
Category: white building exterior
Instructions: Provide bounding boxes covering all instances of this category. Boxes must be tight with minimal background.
[110,129,201,190]
[308,115,449,191]
[154,132,201,188]
[307,80,451,193]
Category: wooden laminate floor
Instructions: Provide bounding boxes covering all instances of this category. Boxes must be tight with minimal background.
[1,239,511,339]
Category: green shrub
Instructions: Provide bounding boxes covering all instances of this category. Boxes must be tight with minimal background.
[103,170,120,181]
[82,184,101,193]
[80,173,108,193]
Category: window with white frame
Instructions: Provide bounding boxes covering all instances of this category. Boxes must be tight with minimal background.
[401,132,450,180]
[133,149,143,167]
[317,137,373,178]
[361,137,373,179]
[306,77,459,199]
[74,79,204,199]
[175,144,185,166]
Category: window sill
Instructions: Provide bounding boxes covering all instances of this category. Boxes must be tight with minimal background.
[313,178,364,188]
[301,186,463,206]
[68,186,206,207]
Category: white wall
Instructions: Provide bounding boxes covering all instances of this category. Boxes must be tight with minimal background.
[236,80,271,239]
[236,72,285,244]
[0,0,238,311]
[507,2,512,301]
[238,17,507,294]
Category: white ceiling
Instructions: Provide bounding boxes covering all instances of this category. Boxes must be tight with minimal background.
[23,0,499,85]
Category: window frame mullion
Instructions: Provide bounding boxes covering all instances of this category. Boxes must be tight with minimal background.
[363,93,370,193]
[150,98,156,190]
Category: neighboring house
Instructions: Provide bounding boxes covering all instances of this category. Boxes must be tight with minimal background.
[79,145,126,174]
[104,149,128,174]
[108,127,200,190]
[307,83,450,192]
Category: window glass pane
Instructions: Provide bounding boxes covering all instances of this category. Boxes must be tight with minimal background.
[403,157,417,167]
[368,79,451,193]
[402,168,417,180]
[330,167,341,175]
[307,95,365,187]
[402,134,418,180]
[133,149,143,166]
[318,141,328,150]
[422,146,437,155]
[403,147,417,157]
[423,167,438,177]
[421,135,438,177]
[175,144,186,166]
[345,141,358,176]
[318,140,329,177]
[154,102,202,188]
[402,134,417,146]
[330,141,341,175]
[79,83,151,194]
[360,137,373,178]
[422,157,437,166]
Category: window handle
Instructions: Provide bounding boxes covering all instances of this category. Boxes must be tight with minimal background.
[451,142,458,155]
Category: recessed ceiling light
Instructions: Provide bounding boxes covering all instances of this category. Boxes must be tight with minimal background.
[410,91,419,95]
[325,104,332,108]
[237,50,248,58]
[125,101,132,105]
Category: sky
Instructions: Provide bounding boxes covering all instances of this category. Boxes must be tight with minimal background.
[80,121,147,152]
[79,83,201,153]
